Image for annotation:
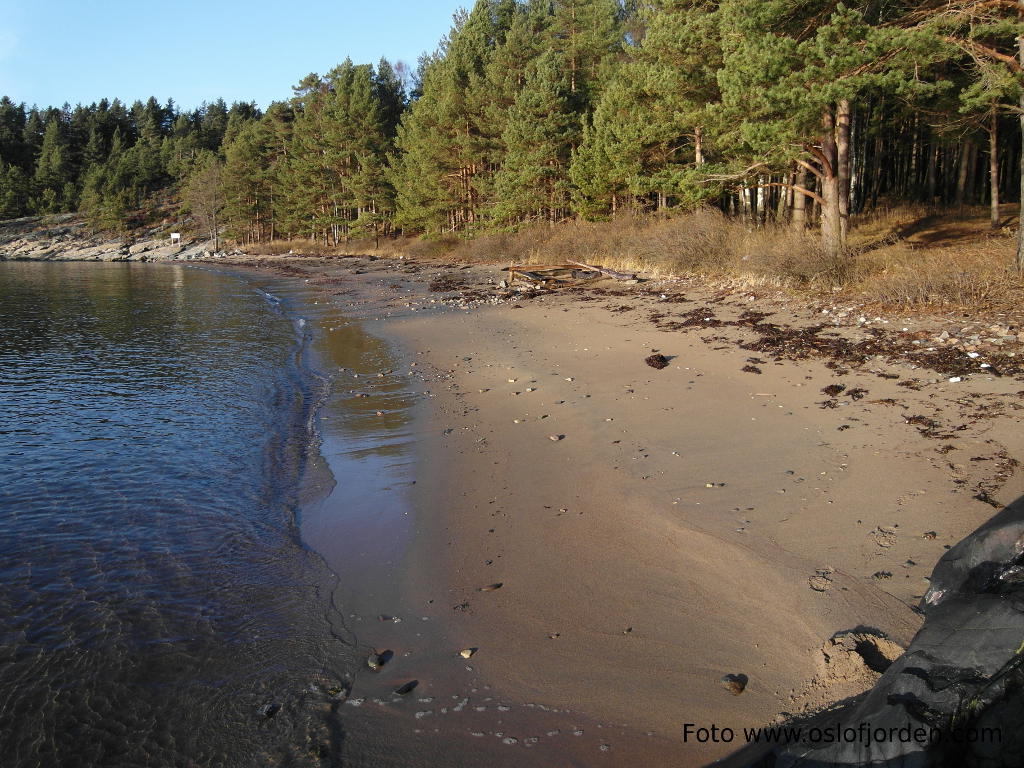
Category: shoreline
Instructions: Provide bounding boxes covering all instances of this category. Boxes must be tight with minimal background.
[225,251,1023,765]
[6,252,1022,765]
[245,265,678,765]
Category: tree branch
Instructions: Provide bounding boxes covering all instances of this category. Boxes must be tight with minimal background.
[944,36,1023,71]
[795,158,824,180]
[804,143,834,177]
[752,182,826,206]
[700,162,770,182]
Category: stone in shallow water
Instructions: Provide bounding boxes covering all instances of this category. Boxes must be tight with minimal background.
[367,649,394,671]
[394,680,418,695]
[257,702,280,718]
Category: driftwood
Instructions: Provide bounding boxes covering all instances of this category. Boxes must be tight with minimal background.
[567,260,636,281]
[508,263,600,288]
[506,259,635,289]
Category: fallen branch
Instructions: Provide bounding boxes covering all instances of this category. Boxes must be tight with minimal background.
[507,262,604,289]
[567,260,637,281]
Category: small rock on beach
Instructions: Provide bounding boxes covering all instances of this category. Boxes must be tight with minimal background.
[721,674,748,695]
[645,353,670,370]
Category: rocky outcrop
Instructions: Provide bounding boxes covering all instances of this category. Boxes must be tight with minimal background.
[0,215,219,262]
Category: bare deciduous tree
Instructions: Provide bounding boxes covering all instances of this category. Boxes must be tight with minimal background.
[184,155,225,251]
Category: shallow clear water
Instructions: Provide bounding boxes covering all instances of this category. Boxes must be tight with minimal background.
[0,262,357,767]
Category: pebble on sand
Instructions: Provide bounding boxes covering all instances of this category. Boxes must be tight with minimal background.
[721,674,748,695]
[549,434,564,441]
[645,353,670,370]
[459,648,477,659]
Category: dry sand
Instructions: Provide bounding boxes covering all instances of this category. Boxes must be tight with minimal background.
[240,253,1024,766]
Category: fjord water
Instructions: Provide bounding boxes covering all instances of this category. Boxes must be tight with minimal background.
[0,262,358,766]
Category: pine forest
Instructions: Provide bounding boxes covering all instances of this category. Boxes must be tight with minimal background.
[1,0,1022,263]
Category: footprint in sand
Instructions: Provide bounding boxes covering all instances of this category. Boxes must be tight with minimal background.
[871,526,898,548]
[808,568,834,592]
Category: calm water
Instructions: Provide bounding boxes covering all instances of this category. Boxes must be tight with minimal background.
[0,262,358,767]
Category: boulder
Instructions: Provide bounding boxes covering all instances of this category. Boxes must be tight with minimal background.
[724,495,1024,767]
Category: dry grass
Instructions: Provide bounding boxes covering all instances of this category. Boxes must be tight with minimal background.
[443,209,856,289]
[240,204,1023,313]
[854,239,1022,310]
[847,203,1022,310]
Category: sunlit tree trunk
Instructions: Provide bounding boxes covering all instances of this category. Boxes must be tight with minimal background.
[836,99,851,241]
[792,164,807,230]
[1018,7,1024,270]
[819,108,844,256]
[989,108,1000,230]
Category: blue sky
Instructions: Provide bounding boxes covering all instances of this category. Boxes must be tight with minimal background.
[0,0,467,110]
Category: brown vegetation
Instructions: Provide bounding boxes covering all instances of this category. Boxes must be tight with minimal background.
[240,204,1023,314]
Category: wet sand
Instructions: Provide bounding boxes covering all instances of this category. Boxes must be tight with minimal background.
[239,256,1024,766]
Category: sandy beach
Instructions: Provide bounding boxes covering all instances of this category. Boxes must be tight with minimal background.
[215,250,1024,766]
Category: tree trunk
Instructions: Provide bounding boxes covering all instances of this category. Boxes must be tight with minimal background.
[836,99,852,241]
[925,142,938,204]
[956,140,973,209]
[820,108,844,256]
[968,142,980,204]
[990,109,1001,230]
[792,165,808,230]
[694,126,704,166]
[1018,11,1024,270]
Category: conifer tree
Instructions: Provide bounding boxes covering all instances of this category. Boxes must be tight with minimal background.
[0,97,28,170]
[33,117,72,212]
[0,163,29,218]
[714,0,929,253]
[549,0,623,103]
[222,120,274,243]
[493,50,577,225]
[391,0,516,233]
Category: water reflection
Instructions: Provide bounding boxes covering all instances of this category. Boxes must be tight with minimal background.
[257,279,417,620]
[0,262,356,767]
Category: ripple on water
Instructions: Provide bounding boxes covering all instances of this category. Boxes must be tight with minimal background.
[0,262,357,767]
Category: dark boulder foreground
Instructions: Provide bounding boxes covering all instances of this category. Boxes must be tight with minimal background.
[722,495,1024,768]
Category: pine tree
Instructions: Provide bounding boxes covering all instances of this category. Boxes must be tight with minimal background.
[374,59,407,140]
[33,116,72,212]
[549,0,623,103]
[22,109,45,168]
[222,120,274,243]
[200,99,229,150]
[714,0,933,253]
[391,0,516,233]
[0,97,28,170]
[570,69,646,217]
[0,162,29,218]
[493,50,577,225]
